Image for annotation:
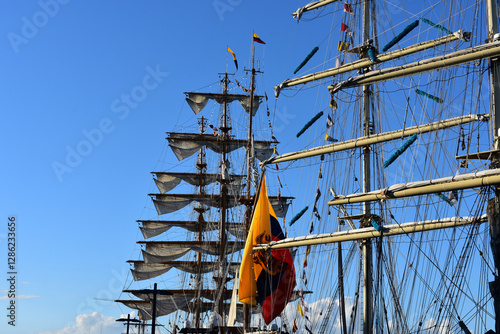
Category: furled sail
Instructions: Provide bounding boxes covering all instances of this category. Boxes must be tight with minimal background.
[152,197,195,215]
[140,241,245,263]
[152,172,245,194]
[151,194,241,215]
[138,220,245,239]
[117,299,261,322]
[185,92,262,116]
[141,250,190,264]
[225,222,246,240]
[117,297,193,320]
[129,260,241,281]
[167,133,276,162]
[138,220,216,239]
[126,289,233,302]
[151,193,292,218]
[130,262,175,281]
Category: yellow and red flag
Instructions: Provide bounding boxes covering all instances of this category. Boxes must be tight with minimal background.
[253,32,266,44]
[239,175,296,324]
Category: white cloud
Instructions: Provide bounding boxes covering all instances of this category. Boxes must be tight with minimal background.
[246,298,337,331]
[39,311,125,334]
[279,296,356,332]
[119,310,137,320]
[424,317,451,334]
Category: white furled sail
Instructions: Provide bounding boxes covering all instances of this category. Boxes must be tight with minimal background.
[185,92,262,116]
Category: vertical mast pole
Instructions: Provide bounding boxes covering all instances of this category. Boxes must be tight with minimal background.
[361,0,373,333]
[243,33,256,333]
[219,72,229,325]
[338,231,348,334]
[247,34,256,199]
[194,116,207,328]
[488,0,500,150]
[151,283,157,334]
[487,1,500,333]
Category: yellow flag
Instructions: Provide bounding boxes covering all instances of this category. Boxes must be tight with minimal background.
[337,41,349,51]
[297,302,304,317]
[238,175,274,305]
[227,46,238,71]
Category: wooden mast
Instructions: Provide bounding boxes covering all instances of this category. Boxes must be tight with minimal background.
[487,1,500,333]
[361,1,373,332]
[194,116,207,327]
[243,31,257,333]
[218,71,230,326]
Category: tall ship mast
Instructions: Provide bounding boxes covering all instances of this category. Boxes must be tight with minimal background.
[116,39,298,333]
[116,1,500,333]
[256,1,500,333]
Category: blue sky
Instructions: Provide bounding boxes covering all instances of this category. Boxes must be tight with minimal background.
[1,0,488,333]
[0,1,334,333]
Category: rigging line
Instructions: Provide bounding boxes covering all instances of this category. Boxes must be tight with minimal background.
[389,210,491,315]
[293,7,346,77]
[438,215,479,319]
[278,17,301,85]
[375,0,445,43]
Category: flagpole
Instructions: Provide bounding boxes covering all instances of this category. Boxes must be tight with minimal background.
[243,32,256,332]
[242,170,265,334]
[252,30,255,66]
[226,45,229,74]
[248,170,266,223]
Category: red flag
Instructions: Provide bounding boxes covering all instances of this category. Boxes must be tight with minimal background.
[344,3,353,14]
[303,245,311,268]
[341,23,349,31]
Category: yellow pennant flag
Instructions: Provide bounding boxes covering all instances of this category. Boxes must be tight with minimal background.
[227,46,238,71]
[297,302,304,317]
